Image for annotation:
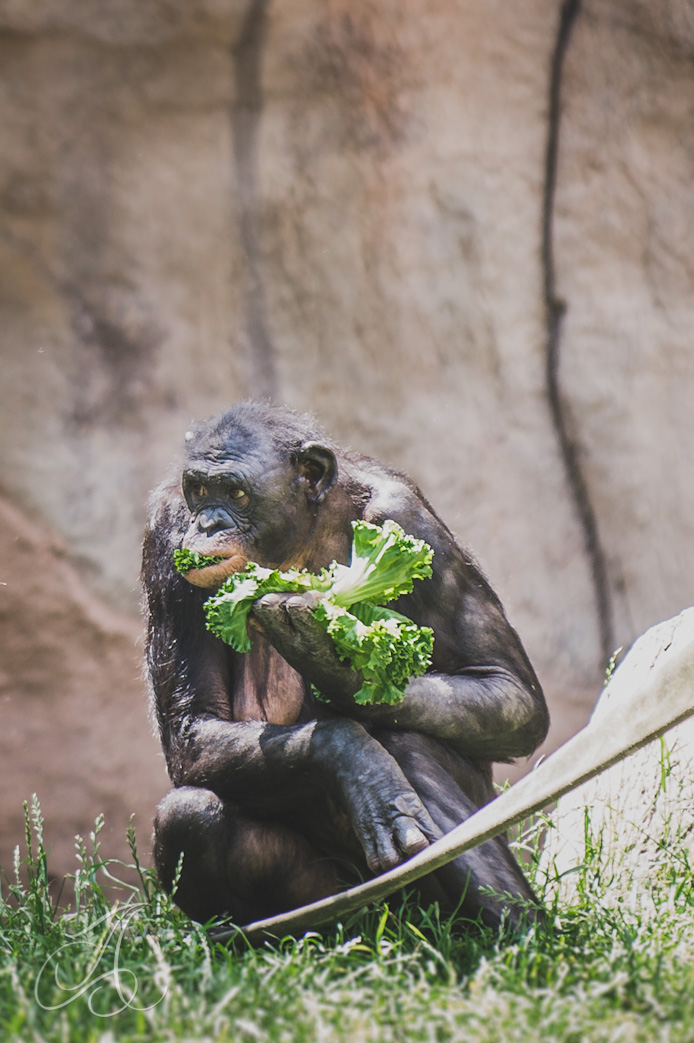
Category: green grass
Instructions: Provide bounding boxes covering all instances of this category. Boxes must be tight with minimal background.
[2,797,694,1042]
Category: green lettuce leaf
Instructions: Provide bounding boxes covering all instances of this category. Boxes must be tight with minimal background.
[203,563,322,654]
[197,519,435,705]
[173,548,226,574]
[314,600,434,706]
[327,519,433,607]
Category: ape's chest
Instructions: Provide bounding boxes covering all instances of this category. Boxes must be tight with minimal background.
[230,634,310,725]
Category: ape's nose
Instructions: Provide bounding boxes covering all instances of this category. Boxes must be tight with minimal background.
[197,507,232,535]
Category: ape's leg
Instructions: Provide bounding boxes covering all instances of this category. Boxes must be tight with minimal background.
[154,786,339,924]
[376,731,539,930]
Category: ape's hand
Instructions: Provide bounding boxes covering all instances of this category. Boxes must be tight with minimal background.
[312,718,442,873]
[342,759,441,872]
[251,591,361,706]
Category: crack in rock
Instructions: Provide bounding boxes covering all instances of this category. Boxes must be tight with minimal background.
[542,0,615,669]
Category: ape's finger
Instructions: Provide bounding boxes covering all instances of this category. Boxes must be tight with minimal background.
[361,834,382,875]
[413,806,443,844]
[285,590,322,611]
[252,592,295,631]
[285,599,337,655]
[392,816,430,859]
[254,592,289,613]
[372,832,402,873]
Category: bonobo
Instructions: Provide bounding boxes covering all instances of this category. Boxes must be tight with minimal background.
[142,401,549,929]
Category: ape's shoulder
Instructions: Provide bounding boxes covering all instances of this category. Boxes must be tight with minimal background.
[340,451,464,569]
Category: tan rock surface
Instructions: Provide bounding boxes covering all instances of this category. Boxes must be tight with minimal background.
[556,0,694,649]
[0,498,168,880]
[1,1,693,873]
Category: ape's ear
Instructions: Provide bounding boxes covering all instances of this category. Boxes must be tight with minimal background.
[297,442,338,503]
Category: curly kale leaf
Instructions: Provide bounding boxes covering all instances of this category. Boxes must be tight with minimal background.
[202,520,434,705]
[203,563,325,654]
[327,519,433,607]
[314,600,434,706]
[173,548,227,574]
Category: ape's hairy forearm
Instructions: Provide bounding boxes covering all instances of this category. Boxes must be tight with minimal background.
[177,715,387,809]
[347,669,549,761]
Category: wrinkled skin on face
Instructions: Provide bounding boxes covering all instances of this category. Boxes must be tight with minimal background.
[179,425,339,588]
[142,401,549,931]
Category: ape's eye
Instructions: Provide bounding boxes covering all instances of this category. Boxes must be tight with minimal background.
[230,487,247,500]
[191,483,207,498]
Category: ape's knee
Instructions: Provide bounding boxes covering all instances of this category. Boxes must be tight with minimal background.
[153,788,338,925]
[154,786,228,901]
[155,787,224,845]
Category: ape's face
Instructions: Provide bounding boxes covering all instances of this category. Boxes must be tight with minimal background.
[179,425,337,589]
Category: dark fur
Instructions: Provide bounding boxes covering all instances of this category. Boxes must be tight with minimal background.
[142,402,549,929]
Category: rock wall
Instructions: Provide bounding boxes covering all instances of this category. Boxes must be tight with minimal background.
[0,497,168,882]
[1,0,693,877]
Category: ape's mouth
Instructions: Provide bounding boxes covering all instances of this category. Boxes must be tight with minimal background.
[178,551,249,589]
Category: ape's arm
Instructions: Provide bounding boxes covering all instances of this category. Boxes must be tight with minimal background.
[250,508,548,764]
[179,714,440,872]
[252,593,546,762]
[349,670,545,761]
